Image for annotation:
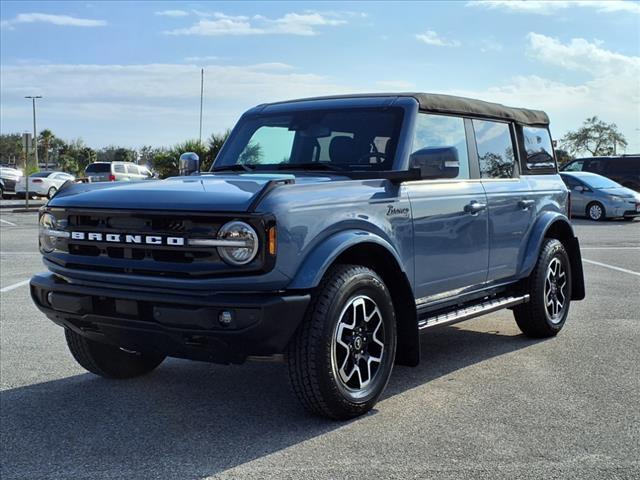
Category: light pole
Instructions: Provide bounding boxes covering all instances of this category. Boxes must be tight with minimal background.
[25,96,42,169]
[24,95,42,208]
[199,68,204,145]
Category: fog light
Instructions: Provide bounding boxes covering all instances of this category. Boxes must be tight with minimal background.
[219,310,233,326]
[47,291,54,305]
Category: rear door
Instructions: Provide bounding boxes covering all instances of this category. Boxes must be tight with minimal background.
[472,119,534,282]
[405,113,489,300]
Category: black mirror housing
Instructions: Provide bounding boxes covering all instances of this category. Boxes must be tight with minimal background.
[179,152,201,176]
[409,146,459,179]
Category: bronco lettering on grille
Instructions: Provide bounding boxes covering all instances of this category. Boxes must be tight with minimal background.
[70,231,185,246]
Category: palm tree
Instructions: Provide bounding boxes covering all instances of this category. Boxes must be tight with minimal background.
[40,129,54,170]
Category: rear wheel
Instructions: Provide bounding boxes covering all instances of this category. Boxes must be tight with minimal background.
[514,239,572,337]
[65,328,165,379]
[587,201,606,221]
[287,264,397,420]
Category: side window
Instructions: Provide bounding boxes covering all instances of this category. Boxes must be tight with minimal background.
[564,160,584,172]
[113,164,125,174]
[125,164,139,174]
[584,160,604,174]
[523,126,555,169]
[473,119,516,179]
[411,113,470,179]
[561,175,580,190]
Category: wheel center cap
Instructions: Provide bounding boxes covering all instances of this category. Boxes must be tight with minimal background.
[353,336,363,350]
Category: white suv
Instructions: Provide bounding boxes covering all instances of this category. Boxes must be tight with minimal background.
[85,162,154,182]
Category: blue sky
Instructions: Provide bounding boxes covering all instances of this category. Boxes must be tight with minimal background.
[1,0,639,151]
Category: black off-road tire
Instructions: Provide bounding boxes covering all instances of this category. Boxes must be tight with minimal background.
[65,328,165,379]
[287,264,397,420]
[513,239,572,338]
[586,201,606,221]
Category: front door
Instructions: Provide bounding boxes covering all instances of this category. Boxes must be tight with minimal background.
[405,113,489,300]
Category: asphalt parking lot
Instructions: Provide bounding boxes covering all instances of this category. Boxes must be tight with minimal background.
[1,210,638,479]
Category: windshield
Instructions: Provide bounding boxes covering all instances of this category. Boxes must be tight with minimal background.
[213,108,404,172]
[86,163,111,173]
[582,175,620,189]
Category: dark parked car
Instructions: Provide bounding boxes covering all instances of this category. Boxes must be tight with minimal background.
[561,155,640,192]
[31,92,586,419]
[560,172,640,221]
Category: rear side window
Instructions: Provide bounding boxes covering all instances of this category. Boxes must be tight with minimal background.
[85,163,110,173]
[523,127,555,170]
[584,159,606,174]
[125,164,139,174]
[610,157,639,173]
[473,119,515,179]
[113,164,125,173]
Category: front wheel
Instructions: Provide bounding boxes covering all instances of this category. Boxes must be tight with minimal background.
[587,201,606,221]
[514,239,572,337]
[287,264,397,420]
[65,328,165,379]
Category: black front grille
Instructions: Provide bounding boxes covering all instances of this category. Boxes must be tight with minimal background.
[46,209,271,278]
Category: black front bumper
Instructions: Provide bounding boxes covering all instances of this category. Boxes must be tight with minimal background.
[30,273,310,364]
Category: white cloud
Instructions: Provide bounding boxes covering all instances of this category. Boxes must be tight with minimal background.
[155,10,189,17]
[468,1,640,15]
[164,11,346,36]
[0,62,355,147]
[479,38,503,52]
[1,12,106,28]
[415,31,460,47]
[184,55,221,63]
[449,33,640,152]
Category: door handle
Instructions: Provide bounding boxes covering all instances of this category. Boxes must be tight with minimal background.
[518,199,535,210]
[464,201,487,215]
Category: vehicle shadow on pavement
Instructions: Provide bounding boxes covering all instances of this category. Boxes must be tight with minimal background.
[0,326,539,479]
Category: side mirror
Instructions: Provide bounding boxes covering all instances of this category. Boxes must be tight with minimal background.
[179,152,200,176]
[409,146,459,179]
[574,185,586,193]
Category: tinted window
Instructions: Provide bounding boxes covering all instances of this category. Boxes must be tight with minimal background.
[113,164,125,173]
[411,114,470,179]
[523,127,555,169]
[584,160,605,173]
[563,160,584,172]
[560,174,581,189]
[473,120,516,179]
[610,157,639,173]
[86,163,110,173]
[125,164,139,174]
[30,172,53,178]
[215,108,403,171]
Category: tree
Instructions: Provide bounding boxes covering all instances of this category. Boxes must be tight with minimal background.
[238,142,263,165]
[554,148,573,166]
[561,117,627,157]
[0,133,23,166]
[150,150,178,178]
[205,129,231,170]
[39,129,54,169]
[97,146,137,163]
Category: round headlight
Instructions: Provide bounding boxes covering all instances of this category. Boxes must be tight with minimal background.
[217,221,259,265]
[39,213,57,253]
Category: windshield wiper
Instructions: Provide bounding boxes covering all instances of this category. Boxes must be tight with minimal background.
[274,163,347,172]
[212,164,255,172]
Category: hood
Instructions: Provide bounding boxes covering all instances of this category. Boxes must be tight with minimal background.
[48,173,300,212]
[598,187,639,199]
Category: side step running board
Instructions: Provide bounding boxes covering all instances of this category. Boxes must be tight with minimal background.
[418,294,530,330]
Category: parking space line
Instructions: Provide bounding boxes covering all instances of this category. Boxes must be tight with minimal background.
[0,218,17,226]
[0,279,30,293]
[0,252,39,255]
[582,259,640,277]
[581,247,640,250]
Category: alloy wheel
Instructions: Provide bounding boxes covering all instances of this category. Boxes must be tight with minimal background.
[589,204,603,220]
[544,257,567,323]
[331,295,385,399]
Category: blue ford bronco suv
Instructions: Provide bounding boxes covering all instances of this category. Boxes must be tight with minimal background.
[31,93,585,420]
